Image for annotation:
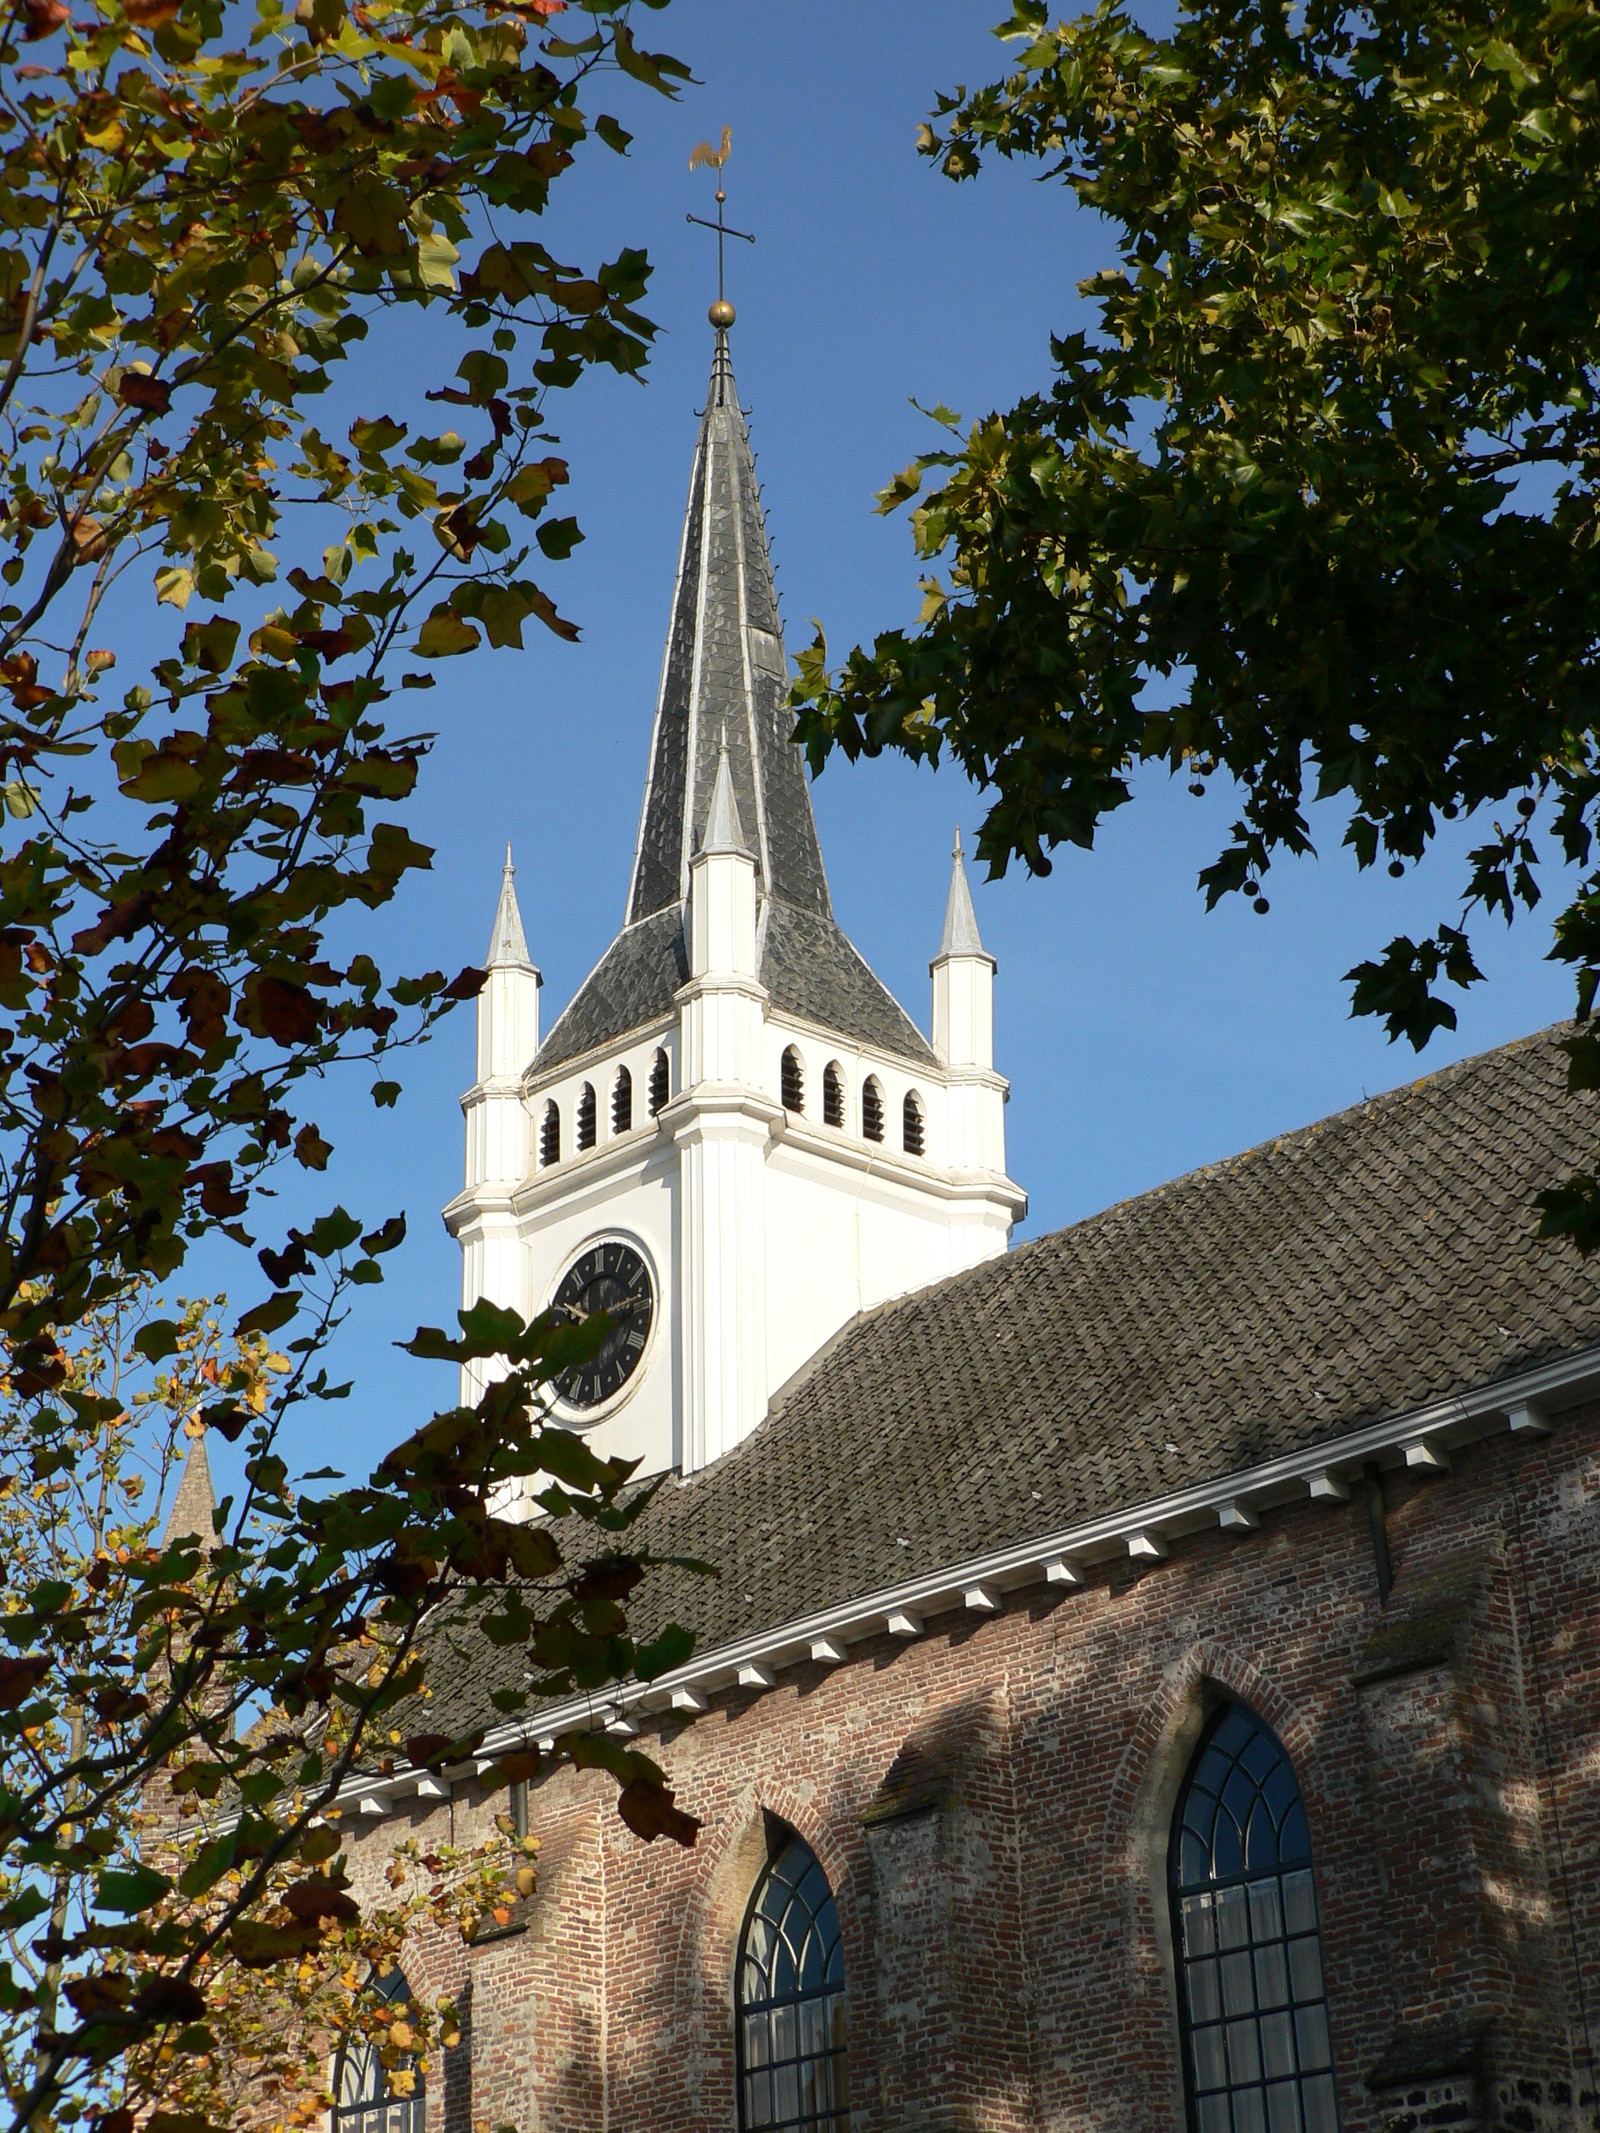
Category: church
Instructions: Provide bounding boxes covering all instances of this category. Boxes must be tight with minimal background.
[325,319,1600,2133]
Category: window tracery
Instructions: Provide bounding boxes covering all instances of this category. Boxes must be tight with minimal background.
[736,1828,848,2133]
[1170,1703,1339,2133]
[331,1968,425,2133]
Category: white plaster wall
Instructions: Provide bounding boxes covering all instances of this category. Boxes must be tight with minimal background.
[513,1139,680,1478]
[451,944,1022,1491]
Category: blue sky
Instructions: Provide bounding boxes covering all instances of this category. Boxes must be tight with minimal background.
[185,1,1574,1499]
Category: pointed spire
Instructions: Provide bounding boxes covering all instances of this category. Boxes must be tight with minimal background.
[486,844,534,970]
[938,828,986,958]
[626,335,832,929]
[700,730,751,856]
[164,1433,216,1552]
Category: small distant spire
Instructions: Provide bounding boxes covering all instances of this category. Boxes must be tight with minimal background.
[163,1433,217,1552]
[700,735,751,857]
[938,828,986,958]
[486,844,535,971]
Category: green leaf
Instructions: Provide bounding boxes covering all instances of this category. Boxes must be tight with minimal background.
[133,1320,182,1363]
[177,1830,238,1899]
[233,1292,299,1337]
[536,516,584,561]
[95,1865,173,1913]
[634,1622,694,1681]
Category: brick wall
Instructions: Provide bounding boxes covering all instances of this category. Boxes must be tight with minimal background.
[345,1405,1600,2133]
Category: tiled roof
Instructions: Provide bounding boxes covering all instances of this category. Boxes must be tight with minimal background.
[426,1025,1600,1738]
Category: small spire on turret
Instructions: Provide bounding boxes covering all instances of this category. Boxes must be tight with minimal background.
[939,828,986,960]
[700,731,752,857]
[486,843,535,971]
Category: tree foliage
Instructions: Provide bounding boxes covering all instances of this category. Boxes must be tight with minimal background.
[2,1277,702,2133]
[0,0,705,2122]
[793,0,1600,1243]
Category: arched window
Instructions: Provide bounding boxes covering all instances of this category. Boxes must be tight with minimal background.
[1170,1704,1339,2133]
[648,1047,670,1117]
[822,1062,844,1128]
[576,1082,596,1151]
[332,1966,426,2132]
[902,1091,924,1157]
[861,1076,884,1144]
[612,1064,633,1136]
[737,1826,848,2133]
[780,1045,804,1115]
[539,1099,560,1168]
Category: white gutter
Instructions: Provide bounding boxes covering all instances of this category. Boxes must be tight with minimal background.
[323,1340,1600,1812]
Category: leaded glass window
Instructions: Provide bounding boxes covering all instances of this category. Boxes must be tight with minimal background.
[1170,1704,1340,2133]
[736,1827,848,2133]
[331,1968,425,2133]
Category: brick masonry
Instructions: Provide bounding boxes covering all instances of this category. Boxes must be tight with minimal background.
[344,1404,1600,2133]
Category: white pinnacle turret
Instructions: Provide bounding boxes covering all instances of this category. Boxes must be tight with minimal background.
[931,825,998,1094]
[486,844,535,970]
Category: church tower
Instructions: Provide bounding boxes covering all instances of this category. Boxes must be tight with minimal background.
[444,323,1026,1488]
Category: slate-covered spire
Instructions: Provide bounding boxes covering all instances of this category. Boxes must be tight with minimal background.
[626,330,831,926]
[486,844,534,970]
[939,829,986,959]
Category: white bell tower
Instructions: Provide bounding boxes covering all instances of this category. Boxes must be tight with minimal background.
[445,326,1026,1491]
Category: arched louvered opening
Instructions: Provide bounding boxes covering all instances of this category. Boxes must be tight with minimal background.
[737,1825,848,2133]
[822,1062,844,1128]
[539,1100,560,1168]
[902,1091,925,1157]
[648,1047,670,1117]
[780,1045,804,1115]
[1171,1703,1340,2133]
[612,1065,633,1136]
[861,1076,884,1144]
[576,1082,596,1151]
[332,1967,425,2132]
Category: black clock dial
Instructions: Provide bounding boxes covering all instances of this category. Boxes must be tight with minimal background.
[551,1241,655,1410]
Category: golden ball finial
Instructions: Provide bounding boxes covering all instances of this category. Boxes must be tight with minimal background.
[709,297,736,330]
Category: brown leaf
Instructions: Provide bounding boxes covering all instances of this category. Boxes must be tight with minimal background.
[616,1777,700,1848]
[64,1972,132,2019]
[280,1875,360,1924]
[293,1123,332,1171]
[71,517,108,565]
[0,1655,51,1710]
[123,0,182,19]
[132,1973,207,2024]
[487,1747,543,1785]
[118,373,172,415]
[167,968,229,1052]
[247,976,321,1047]
[404,1732,461,1767]
[21,0,69,36]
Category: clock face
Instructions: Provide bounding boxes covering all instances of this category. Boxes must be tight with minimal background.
[550,1240,655,1411]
